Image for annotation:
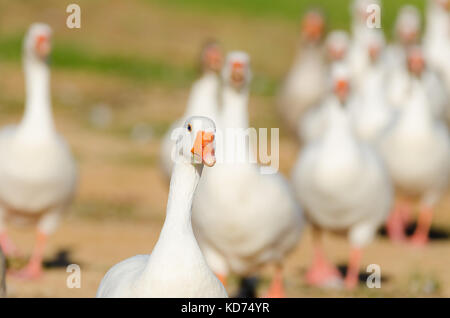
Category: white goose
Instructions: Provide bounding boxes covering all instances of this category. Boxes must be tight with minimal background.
[386,5,421,110]
[160,41,223,178]
[292,63,393,289]
[424,0,450,125]
[386,7,449,120]
[348,30,396,144]
[193,52,304,297]
[381,49,450,245]
[278,10,327,134]
[325,30,350,64]
[299,32,352,143]
[97,116,227,297]
[385,5,421,69]
[0,23,77,279]
[348,0,381,91]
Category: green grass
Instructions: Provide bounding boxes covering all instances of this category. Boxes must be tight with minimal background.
[0,34,277,95]
[0,34,196,87]
[149,0,427,33]
[0,0,429,96]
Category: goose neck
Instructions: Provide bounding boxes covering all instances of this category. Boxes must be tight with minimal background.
[221,85,249,129]
[18,56,55,140]
[156,162,202,243]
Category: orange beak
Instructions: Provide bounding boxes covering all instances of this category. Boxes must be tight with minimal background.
[205,47,223,72]
[408,54,425,75]
[302,14,324,42]
[335,79,349,100]
[191,131,216,167]
[35,34,51,58]
[231,61,245,86]
[328,46,345,61]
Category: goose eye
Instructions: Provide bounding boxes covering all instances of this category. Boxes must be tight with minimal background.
[187,124,192,132]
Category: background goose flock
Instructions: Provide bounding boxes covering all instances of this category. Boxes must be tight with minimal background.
[0,0,449,298]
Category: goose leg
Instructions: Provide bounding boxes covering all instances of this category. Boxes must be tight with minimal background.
[11,231,46,280]
[0,231,19,257]
[305,227,342,287]
[386,199,410,242]
[0,207,20,257]
[344,248,362,289]
[11,208,62,280]
[264,264,285,298]
[410,205,432,247]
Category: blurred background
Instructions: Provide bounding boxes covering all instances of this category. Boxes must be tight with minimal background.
[0,0,449,297]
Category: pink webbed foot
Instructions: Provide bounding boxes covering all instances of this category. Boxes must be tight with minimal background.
[9,231,47,280]
[264,266,285,298]
[305,261,342,288]
[10,261,43,280]
[386,201,410,243]
[0,232,21,257]
[409,206,433,248]
[344,248,362,290]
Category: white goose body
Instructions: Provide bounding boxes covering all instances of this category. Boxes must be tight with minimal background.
[348,62,395,144]
[193,60,304,277]
[299,94,358,144]
[279,43,326,133]
[97,117,227,298]
[424,0,450,124]
[292,102,392,246]
[380,78,450,202]
[161,72,220,178]
[0,24,76,227]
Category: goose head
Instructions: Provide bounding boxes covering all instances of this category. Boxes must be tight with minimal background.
[394,5,421,46]
[407,46,426,77]
[435,0,450,11]
[365,30,385,63]
[200,40,223,74]
[24,23,52,63]
[325,30,350,62]
[301,10,325,44]
[176,116,216,167]
[330,63,351,103]
[222,51,252,92]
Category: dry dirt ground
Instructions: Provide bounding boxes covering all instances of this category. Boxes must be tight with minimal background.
[0,0,449,298]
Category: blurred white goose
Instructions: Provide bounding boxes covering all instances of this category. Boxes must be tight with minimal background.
[424,0,450,76]
[348,0,381,91]
[97,117,227,298]
[423,0,450,124]
[348,30,396,144]
[278,10,327,134]
[325,30,350,64]
[299,65,358,143]
[386,7,449,120]
[386,5,421,109]
[160,41,223,178]
[385,5,421,69]
[299,31,352,143]
[381,49,450,245]
[292,63,392,289]
[193,52,304,297]
[0,23,77,279]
